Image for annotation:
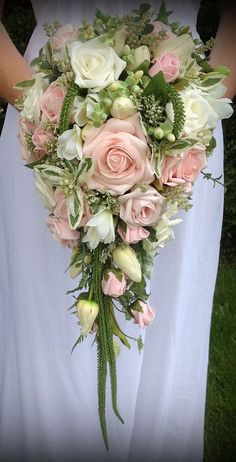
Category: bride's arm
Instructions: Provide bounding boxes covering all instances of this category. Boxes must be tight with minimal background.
[0,21,33,106]
[209,2,236,99]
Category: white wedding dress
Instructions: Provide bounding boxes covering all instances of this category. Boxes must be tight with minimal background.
[0,1,224,461]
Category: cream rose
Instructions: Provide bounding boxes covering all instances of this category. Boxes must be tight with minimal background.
[166,87,232,135]
[119,186,165,228]
[83,114,154,195]
[70,38,126,91]
[155,34,195,64]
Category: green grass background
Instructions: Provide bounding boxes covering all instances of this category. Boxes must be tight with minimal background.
[0,1,235,460]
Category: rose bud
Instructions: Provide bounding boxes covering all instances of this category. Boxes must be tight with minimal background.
[113,245,142,282]
[110,96,137,119]
[76,299,99,335]
[102,270,126,297]
[131,301,155,328]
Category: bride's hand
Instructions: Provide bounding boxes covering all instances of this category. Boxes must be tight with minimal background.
[209,2,236,99]
[0,21,33,107]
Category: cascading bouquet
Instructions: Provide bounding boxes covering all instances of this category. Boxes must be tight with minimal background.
[16,2,232,449]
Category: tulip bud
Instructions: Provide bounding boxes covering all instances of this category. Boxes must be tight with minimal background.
[111,96,137,119]
[113,245,142,282]
[70,262,82,279]
[76,299,99,335]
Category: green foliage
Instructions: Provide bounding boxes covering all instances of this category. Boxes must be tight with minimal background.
[204,263,236,461]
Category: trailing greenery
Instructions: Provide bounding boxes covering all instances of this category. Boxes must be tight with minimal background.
[58,83,80,134]
[94,244,123,450]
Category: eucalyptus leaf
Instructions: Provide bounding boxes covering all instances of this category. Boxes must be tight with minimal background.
[14,78,36,89]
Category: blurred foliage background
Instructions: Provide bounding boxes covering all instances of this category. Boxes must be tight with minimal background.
[0,1,235,460]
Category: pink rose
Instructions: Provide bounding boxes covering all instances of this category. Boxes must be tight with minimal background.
[117,225,150,244]
[18,118,36,162]
[32,126,55,154]
[131,301,155,328]
[148,53,180,82]
[47,216,80,249]
[102,271,126,297]
[52,24,79,50]
[119,186,165,228]
[41,84,66,123]
[83,114,154,195]
[54,188,68,220]
[150,21,175,40]
[159,145,208,189]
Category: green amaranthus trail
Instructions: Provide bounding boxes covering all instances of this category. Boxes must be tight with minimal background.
[94,244,124,450]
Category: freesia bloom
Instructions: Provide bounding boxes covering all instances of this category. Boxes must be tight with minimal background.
[126,46,150,71]
[41,84,66,123]
[20,73,46,124]
[52,23,79,49]
[83,208,115,249]
[102,271,126,297]
[148,53,180,82]
[113,245,141,282]
[71,92,100,126]
[76,299,99,335]
[57,124,83,160]
[131,301,155,328]
[83,114,154,195]
[119,186,165,228]
[159,145,208,188]
[117,225,150,244]
[70,38,126,90]
[47,216,80,248]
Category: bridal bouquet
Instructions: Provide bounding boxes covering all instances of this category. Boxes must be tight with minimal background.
[16,2,232,448]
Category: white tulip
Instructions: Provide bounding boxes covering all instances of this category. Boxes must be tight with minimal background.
[113,245,142,282]
[83,208,115,250]
[76,299,99,335]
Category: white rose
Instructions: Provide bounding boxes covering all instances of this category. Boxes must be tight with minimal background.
[34,172,56,212]
[70,38,126,91]
[57,124,83,160]
[166,87,232,135]
[83,208,115,249]
[21,73,47,124]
